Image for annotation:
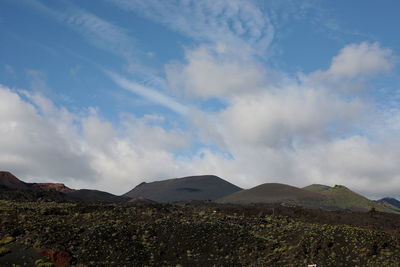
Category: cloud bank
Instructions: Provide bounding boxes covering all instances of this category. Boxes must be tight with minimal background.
[2,1,400,199]
[2,40,400,198]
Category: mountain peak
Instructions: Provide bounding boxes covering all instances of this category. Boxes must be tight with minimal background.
[303,184,331,192]
[0,171,30,190]
[124,175,242,202]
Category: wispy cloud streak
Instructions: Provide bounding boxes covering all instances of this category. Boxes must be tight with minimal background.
[106,71,188,115]
[24,0,137,59]
[105,0,274,53]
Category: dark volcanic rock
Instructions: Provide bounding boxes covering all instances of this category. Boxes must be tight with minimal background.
[127,197,156,205]
[124,175,242,202]
[66,189,130,203]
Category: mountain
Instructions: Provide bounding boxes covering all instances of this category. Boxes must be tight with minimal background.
[302,184,331,192]
[0,171,30,190]
[375,197,400,213]
[218,183,398,213]
[377,197,400,208]
[216,183,330,209]
[305,184,395,213]
[0,171,129,203]
[124,175,242,202]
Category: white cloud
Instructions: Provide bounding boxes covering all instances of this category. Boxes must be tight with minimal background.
[328,42,393,78]
[3,63,400,198]
[166,45,266,99]
[107,71,189,114]
[3,2,400,199]
[0,86,95,182]
[106,0,274,54]
[0,85,193,193]
[293,136,400,198]
[64,7,137,59]
[164,42,400,199]
[216,87,366,149]
[309,42,395,90]
[25,0,138,60]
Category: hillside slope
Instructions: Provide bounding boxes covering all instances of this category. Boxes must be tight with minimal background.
[216,183,332,209]
[308,185,396,213]
[0,171,30,190]
[219,183,398,213]
[377,197,400,208]
[302,184,331,192]
[124,175,242,202]
[375,197,400,213]
[0,171,129,203]
[67,189,130,203]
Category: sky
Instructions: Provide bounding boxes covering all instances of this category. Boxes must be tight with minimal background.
[1,0,400,199]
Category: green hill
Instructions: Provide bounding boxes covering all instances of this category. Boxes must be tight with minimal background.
[308,184,397,213]
[302,184,331,192]
[218,183,399,214]
[216,183,331,209]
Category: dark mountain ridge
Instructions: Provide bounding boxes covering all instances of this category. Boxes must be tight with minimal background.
[0,171,127,203]
[0,171,30,190]
[2,170,399,213]
[378,197,400,208]
[124,175,242,202]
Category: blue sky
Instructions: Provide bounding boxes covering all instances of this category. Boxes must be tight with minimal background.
[1,0,400,198]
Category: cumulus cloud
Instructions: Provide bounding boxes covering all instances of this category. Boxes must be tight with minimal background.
[309,42,395,91]
[293,136,400,199]
[166,45,266,99]
[329,42,394,77]
[3,1,400,199]
[216,87,367,149]
[0,86,95,182]
[3,56,400,198]
[0,85,194,193]
[164,41,400,199]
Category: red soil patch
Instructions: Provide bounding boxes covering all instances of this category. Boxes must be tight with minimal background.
[36,249,73,267]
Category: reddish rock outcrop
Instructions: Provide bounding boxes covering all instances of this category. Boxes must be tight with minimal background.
[37,249,73,267]
[33,183,75,193]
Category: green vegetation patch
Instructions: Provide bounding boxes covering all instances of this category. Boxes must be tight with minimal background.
[0,235,15,245]
[0,246,10,256]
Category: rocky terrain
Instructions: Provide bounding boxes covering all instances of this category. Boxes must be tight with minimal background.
[1,200,400,266]
[2,171,400,266]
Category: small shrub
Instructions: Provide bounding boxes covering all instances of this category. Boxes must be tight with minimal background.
[35,259,54,267]
[0,235,15,245]
[0,246,10,256]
